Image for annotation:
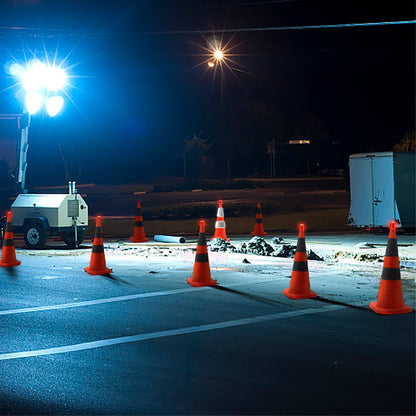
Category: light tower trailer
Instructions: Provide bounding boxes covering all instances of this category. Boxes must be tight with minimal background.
[11,182,88,249]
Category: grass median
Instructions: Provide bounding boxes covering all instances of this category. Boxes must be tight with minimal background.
[87,208,351,238]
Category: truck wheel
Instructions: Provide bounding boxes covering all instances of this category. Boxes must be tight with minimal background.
[62,230,85,248]
[24,221,47,249]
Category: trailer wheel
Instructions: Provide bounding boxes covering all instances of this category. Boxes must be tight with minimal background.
[24,221,47,249]
[62,230,85,248]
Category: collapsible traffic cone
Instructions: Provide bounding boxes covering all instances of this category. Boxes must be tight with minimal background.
[187,220,217,287]
[129,201,149,243]
[211,200,230,241]
[251,202,267,236]
[369,221,412,315]
[84,216,112,275]
[0,212,21,267]
[283,224,317,299]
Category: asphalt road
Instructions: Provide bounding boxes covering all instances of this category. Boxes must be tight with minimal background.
[0,253,414,415]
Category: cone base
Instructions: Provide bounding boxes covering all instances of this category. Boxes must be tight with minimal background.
[129,237,149,243]
[84,266,113,276]
[369,301,412,315]
[187,277,217,287]
[283,288,317,299]
[0,259,21,268]
[251,231,267,236]
[210,237,230,242]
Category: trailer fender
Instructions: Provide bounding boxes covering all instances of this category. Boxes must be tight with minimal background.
[23,217,50,231]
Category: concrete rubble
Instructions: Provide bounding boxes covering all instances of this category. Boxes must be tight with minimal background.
[208,236,324,260]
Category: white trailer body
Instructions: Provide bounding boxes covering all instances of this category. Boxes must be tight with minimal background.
[10,185,88,248]
[348,152,415,229]
[12,193,88,229]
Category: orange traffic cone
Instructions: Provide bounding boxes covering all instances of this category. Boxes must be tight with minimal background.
[187,220,217,287]
[251,202,267,236]
[283,223,317,299]
[369,221,412,315]
[129,201,149,243]
[211,200,230,241]
[0,212,21,268]
[84,216,112,275]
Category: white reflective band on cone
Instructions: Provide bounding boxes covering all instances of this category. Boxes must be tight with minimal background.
[216,208,224,217]
[215,221,226,228]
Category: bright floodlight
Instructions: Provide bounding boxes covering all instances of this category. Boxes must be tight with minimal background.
[214,49,223,60]
[46,96,64,116]
[8,62,24,77]
[25,92,43,114]
[22,61,48,91]
[46,67,67,90]
[21,61,67,91]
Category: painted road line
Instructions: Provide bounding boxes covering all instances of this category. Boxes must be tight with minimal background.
[0,288,204,316]
[0,305,344,361]
[0,278,280,316]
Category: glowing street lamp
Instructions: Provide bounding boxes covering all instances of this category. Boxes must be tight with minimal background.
[214,49,224,61]
[207,48,224,68]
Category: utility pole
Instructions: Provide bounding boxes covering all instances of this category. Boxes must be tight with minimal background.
[267,139,276,179]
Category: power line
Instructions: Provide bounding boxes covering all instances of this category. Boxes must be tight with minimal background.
[0,20,414,38]
[159,20,416,35]
[208,0,304,8]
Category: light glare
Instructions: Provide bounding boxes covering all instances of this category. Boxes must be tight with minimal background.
[46,67,67,90]
[22,62,48,91]
[25,92,43,115]
[8,62,24,76]
[46,96,64,116]
[21,61,67,91]
[214,49,223,60]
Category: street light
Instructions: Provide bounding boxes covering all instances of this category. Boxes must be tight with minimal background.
[213,49,224,61]
[11,59,68,192]
[197,35,244,178]
[207,48,224,68]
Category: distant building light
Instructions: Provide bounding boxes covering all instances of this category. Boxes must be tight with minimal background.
[289,140,310,144]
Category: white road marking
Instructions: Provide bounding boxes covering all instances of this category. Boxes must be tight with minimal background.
[0,278,280,316]
[0,288,203,316]
[0,305,344,361]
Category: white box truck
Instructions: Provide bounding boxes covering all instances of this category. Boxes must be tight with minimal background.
[11,182,88,248]
[348,152,415,230]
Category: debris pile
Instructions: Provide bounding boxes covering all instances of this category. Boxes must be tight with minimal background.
[271,236,284,245]
[273,244,296,257]
[209,238,236,252]
[243,236,275,256]
[272,243,323,261]
[208,237,323,260]
[332,251,383,262]
[307,249,325,261]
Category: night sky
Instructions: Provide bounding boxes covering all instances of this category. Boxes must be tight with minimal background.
[0,0,414,186]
